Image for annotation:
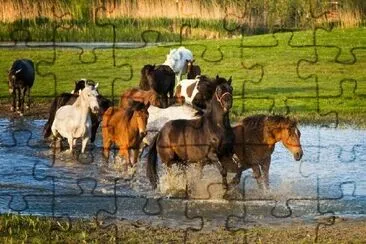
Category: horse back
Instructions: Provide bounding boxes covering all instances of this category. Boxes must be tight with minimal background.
[10,59,35,88]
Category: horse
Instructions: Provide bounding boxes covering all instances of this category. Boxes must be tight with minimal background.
[187,59,201,79]
[222,115,304,190]
[146,76,235,190]
[119,88,162,108]
[139,64,175,108]
[102,101,150,168]
[43,79,112,143]
[163,46,194,82]
[51,84,99,154]
[175,75,231,110]
[7,59,35,115]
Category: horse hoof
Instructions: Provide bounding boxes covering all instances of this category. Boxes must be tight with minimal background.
[10,107,14,112]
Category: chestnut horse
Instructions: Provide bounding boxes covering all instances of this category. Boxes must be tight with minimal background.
[146,76,235,190]
[102,101,150,168]
[119,88,162,108]
[223,115,303,190]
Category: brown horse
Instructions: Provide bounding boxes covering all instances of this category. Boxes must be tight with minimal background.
[146,76,235,190]
[119,88,162,108]
[102,101,150,168]
[187,59,201,79]
[223,115,303,190]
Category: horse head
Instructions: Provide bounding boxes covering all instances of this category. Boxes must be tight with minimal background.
[130,101,150,138]
[213,76,233,113]
[80,84,99,114]
[281,119,303,161]
[72,79,97,94]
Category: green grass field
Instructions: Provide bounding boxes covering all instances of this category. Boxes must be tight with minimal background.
[1,27,365,126]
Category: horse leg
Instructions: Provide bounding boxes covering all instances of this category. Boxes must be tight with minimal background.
[19,87,26,115]
[81,137,89,154]
[261,157,271,190]
[15,88,20,112]
[11,91,16,112]
[119,148,131,171]
[102,138,111,159]
[67,137,73,153]
[26,87,31,109]
[252,164,264,189]
[208,152,228,190]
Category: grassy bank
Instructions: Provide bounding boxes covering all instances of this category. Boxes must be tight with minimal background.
[1,214,366,243]
[1,27,365,126]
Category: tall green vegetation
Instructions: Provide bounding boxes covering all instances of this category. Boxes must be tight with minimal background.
[0,0,364,43]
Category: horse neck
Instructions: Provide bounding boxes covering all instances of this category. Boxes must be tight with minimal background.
[265,122,285,145]
[73,94,90,120]
[206,97,228,129]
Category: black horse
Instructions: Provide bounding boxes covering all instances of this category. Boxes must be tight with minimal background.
[7,59,35,115]
[43,79,112,143]
[146,76,235,190]
[139,64,175,108]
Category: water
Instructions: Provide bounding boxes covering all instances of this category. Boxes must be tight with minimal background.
[0,118,365,230]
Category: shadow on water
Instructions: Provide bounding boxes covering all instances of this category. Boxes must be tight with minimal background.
[0,118,366,230]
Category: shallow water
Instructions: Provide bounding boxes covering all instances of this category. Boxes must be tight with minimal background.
[0,118,365,230]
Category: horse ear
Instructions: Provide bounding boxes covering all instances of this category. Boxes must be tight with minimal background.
[216,74,219,80]
[228,76,232,85]
[95,83,99,89]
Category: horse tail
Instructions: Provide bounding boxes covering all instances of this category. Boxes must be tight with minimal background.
[43,98,59,139]
[146,134,159,189]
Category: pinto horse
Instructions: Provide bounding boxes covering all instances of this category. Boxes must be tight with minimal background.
[102,101,150,168]
[43,79,112,143]
[163,46,194,82]
[119,88,162,108]
[7,59,35,115]
[51,84,99,154]
[146,76,235,190]
[223,115,303,190]
[139,64,175,108]
[175,75,231,110]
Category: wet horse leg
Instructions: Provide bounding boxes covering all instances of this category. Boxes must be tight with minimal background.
[208,151,228,189]
[231,164,251,186]
[261,156,271,190]
[26,87,31,109]
[81,136,89,154]
[252,164,264,189]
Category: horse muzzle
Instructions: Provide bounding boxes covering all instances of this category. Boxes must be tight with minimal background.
[139,131,147,138]
[91,106,99,114]
[294,150,303,161]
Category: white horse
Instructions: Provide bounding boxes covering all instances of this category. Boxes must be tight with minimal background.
[163,46,193,82]
[51,84,100,154]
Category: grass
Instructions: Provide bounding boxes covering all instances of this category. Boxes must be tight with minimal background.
[0,27,365,126]
[1,213,366,243]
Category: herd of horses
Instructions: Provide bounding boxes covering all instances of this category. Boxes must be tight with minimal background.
[6,46,303,194]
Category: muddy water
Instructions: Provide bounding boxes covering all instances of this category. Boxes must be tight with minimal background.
[0,118,365,230]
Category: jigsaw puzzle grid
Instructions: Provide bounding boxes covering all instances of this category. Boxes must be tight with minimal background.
[0,3,366,243]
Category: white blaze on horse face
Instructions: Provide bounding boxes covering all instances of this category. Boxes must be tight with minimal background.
[83,87,99,114]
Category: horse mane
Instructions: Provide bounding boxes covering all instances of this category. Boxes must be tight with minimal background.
[123,101,146,121]
[242,114,298,130]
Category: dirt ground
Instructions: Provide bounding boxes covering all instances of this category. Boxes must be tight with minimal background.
[0,100,51,119]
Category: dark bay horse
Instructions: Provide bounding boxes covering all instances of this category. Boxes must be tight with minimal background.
[119,88,162,108]
[139,64,175,108]
[102,101,150,168]
[43,79,112,143]
[146,76,235,190]
[187,59,201,79]
[8,59,35,115]
[223,115,303,190]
